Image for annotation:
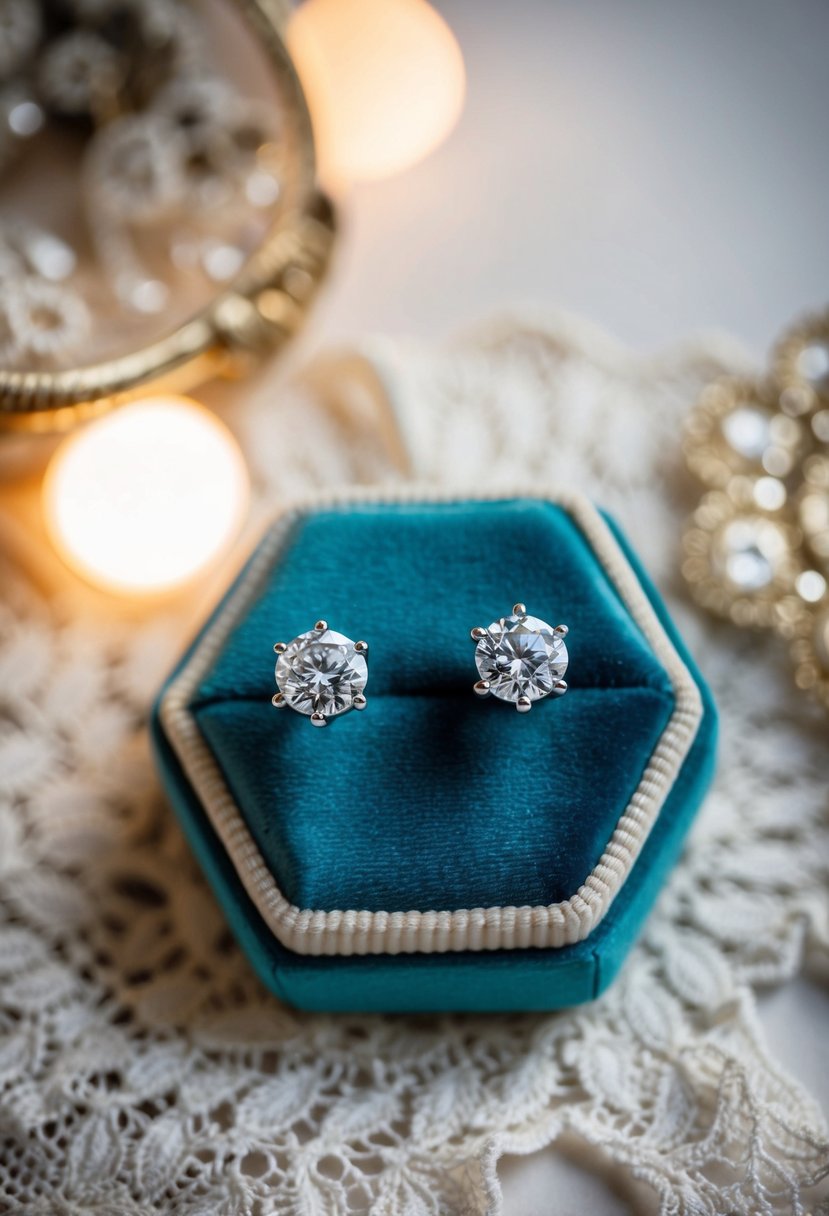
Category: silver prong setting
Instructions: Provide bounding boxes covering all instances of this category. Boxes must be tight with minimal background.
[471,605,570,713]
[274,620,368,726]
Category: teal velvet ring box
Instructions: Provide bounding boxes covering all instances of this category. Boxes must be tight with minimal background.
[151,488,717,1013]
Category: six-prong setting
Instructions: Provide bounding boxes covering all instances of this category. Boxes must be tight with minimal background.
[471,604,569,711]
[271,606,566,721]
[272,622,369,725]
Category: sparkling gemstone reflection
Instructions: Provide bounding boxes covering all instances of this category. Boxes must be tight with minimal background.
[753,477,786,511]
[796,342,829,392]
[201,241,245,282]
[796,570,827,604]
[714,517,787,592]
[721,405,771,461]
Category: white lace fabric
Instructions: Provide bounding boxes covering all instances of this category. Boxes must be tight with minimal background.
[1,314,827,1215]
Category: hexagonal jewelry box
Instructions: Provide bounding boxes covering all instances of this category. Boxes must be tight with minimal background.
[151,488,717,1012]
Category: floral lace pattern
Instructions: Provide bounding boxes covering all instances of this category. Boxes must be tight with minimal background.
[1,313,828,1215]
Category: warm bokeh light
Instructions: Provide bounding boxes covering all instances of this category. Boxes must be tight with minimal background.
[43,396,249,596]
[288,0,466,184]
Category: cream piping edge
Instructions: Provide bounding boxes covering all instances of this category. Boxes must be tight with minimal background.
[160,484,704,957]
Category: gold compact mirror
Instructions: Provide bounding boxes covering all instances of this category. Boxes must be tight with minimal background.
[0,0,334,433]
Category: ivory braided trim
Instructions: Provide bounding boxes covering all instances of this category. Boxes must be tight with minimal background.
[160,485,704,956]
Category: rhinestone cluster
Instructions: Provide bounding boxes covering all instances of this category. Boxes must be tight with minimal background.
[682,309,829,710]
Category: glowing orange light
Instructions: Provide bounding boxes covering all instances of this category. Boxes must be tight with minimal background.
[43,396,249,596]
[288,0,466,185]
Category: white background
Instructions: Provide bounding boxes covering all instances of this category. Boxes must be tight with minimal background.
[309,0,829,358]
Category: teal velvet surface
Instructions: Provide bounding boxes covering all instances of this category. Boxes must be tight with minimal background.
[192,501,674,912]
[150,498,718,1012]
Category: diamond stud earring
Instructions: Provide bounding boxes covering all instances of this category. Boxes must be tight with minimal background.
[272,621,368,727]
[471,604,569,712]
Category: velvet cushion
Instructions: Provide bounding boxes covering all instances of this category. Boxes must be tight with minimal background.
[151,497,717,1012]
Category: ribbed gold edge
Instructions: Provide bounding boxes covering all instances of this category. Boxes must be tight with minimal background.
[0,0,334,432]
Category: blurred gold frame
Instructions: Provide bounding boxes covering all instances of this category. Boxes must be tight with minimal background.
[0,0,335,434]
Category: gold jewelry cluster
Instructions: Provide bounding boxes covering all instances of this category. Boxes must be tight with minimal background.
[682,309,829,711]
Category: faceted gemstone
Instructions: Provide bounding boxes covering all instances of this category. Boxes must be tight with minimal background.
[275,628,367,719]
[475,612,568,705]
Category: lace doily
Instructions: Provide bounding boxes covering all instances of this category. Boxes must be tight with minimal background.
[1,313,827,1215]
